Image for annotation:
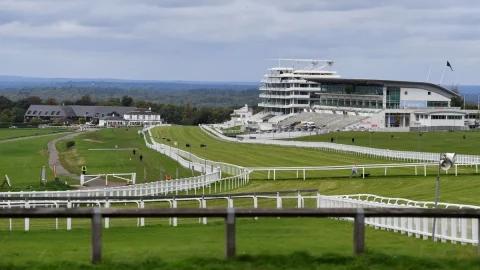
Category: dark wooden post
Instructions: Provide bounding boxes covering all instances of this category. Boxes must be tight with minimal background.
[225,208,236,258]
[91,208,102,264]
[353,208,365,255]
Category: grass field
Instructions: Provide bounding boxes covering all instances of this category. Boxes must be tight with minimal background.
[2,125,480,268]
[0,133,74,191]
[0,218,478,268]
[285,130,480,154]
[0,128,68,141]
[57,128,199,183]
[151,126,480,205]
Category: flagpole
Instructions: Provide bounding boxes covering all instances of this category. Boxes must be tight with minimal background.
[426,60,434,82]
[439,65,447,85]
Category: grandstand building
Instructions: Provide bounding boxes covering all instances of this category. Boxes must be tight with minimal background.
[255,59,478,131]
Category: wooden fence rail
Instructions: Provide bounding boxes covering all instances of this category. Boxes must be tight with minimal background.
[1,207,479,264]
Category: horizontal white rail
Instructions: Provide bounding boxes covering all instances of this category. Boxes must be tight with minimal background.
[200,124,480,167]
[2,191,478,245]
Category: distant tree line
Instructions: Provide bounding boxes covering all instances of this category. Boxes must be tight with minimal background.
[0,94,244,126]
[0,86,260,108]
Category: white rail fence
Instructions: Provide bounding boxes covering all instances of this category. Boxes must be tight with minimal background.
[200,124,480,168]
[1,190,478,246]
[80,173,137,186]
[0,126,249,198]
[247,162,470,180]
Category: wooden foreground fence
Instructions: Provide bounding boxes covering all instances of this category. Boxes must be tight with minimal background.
[1,207,479,264]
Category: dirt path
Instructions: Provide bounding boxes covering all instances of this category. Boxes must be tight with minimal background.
[47,132,125,190]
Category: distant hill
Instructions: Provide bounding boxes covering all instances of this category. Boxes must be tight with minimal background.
[0,75,260,90]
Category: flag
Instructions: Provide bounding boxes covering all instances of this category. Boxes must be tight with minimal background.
[446,61,453,71]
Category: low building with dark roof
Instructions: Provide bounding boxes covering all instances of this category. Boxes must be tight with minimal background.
[24,105,163,126]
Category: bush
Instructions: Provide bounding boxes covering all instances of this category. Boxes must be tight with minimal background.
[66,141,75,148]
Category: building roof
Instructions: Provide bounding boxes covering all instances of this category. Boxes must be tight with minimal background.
[25,105,137,118]
[305,78,460,98]
[24,105,75,118]
[100,116,125,121]
[125,108,161,115]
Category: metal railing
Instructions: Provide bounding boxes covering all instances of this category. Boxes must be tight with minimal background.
[1,207,478,264]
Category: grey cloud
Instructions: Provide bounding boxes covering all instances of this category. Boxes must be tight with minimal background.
[0,0,479,84]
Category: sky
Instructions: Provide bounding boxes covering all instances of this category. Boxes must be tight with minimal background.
[0,0,479,84]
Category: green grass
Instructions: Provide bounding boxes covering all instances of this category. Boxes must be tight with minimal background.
[285,130,480,154]
[0,128,68,141]
[2,126,480,267]
[0,218,478,268]
[57,128,199,184]
[2,254,480,270]
[0,133,73,191]
[223,125,242,131]
[151,126,480,205]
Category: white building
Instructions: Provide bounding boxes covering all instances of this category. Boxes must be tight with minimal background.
[228,104,253,126]
[99,108,162,127]
[256,59,471,131]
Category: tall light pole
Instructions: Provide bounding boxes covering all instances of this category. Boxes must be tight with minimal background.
[431,152,456,242]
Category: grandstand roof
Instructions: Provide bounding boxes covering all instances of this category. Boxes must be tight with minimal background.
[305,78,460,98]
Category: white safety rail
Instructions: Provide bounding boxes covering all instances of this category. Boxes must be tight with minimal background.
[324,194,480,245]
[1,190,478,246]
[247,162,466,180]
[142,126,248,178]
[80,173,137,186]
[0,126,249,198]
[200,124,480,168]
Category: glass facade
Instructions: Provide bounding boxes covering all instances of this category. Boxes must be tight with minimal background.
[320,84,383,95]
[386,87,400,109]
[427,101,449,107]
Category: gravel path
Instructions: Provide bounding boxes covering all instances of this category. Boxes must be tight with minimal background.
[47,132,125,190]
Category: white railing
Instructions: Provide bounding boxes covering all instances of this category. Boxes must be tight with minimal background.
[2,190,478,245]
[0,126,249,198]
[200,124,480,168]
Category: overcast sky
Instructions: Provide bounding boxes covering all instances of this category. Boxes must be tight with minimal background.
[0,0,479,84]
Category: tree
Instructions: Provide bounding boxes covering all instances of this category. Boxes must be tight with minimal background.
[0,109,14,123]
[0,95,12,111]
[182,101,195,125]
[121,95,134,107]
[45,98,57,105]
[26,96,43,105]
[11,107,26,123]
[449,84,464,108]
[75,94,94,105]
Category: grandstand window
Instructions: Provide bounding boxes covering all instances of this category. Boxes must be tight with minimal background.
[427,101,449,107]
[33,111,37,114]
[447,115,462,120]
[404,91,408,95]
[27,111,31,114]
[428,92,431,95]
[386,87,400,109]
